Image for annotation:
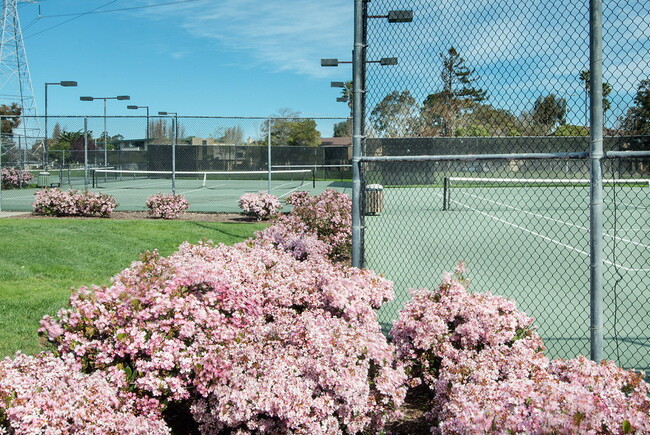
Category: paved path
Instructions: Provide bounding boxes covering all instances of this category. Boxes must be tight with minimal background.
[0,211,30,218]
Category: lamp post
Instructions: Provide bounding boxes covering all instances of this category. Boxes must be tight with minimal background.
[158,111,178,194]
[127,105,150,140]
[44,81,77,168]
[321,6,411,268]
[80,95,130,168]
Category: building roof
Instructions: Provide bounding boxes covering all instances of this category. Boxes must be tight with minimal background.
[320,137,352,147]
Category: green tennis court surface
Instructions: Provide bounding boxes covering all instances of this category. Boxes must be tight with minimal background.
[1,174,352,213]
[366,183,649,372]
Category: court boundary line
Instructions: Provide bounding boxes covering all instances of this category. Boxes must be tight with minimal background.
[457,190,650,250]
[447,194,650,272]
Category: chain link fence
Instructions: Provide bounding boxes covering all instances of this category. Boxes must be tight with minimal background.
[0,115,352,212]
[359,0,649,371]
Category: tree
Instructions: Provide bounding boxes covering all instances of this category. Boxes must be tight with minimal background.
[621,79,650,135]
[51,122,63,143]
[553,124,589,136]
[579,70,613,122]
[370,90,421,137]
[531,94,567,135]
[0,103,22,135]
[422,47,487,137]
[214,126,244,144]
[333,119,352,137]
[286,119,321,146]
[455,104,523,137]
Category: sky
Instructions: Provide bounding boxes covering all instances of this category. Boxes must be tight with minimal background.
[17,0,354,124]
[5,0,649,138]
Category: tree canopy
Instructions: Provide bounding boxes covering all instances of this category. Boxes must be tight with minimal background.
[369,90,421,137]
[621,79,650,135]
[0,103,22,135]
[421,47,487,137]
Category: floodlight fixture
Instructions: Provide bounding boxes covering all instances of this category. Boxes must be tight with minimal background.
[331,81,345,88]
[336,97,349,102]
[59,81,78,87]
[80,96,94,101]
[116,95,130,100]
[367,9,414,23]
[321,59,340,67]
[379,57,398,66]
[387,10,414,22]
[158,111,168,115]
[80,95,132,168]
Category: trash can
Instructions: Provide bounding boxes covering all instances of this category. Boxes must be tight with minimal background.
[38,171,50,188]
[365,184,384,215]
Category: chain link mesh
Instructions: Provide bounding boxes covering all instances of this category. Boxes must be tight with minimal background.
[361,0,648,371]
[0,115,351,212]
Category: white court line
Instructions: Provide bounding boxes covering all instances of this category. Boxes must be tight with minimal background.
[446,195,650,272]
[458,191,650,250]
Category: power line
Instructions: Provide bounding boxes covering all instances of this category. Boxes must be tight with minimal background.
[37,0,201,18]
[25,0,119,40]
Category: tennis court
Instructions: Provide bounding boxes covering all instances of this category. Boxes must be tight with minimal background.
[1,168,352,212]
[366,178,649,371]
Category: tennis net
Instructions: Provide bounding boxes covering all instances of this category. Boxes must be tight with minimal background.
[442,176,650,211]
[92,168,314,190]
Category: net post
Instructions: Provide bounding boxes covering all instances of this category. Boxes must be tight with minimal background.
[312,168,316,188]
[443,177,450,211]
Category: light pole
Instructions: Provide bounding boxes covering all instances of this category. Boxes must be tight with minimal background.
[80,95,130,168]
[44,81,77,168]
[158,111,178,194]
[127,105,150,140]
[321,6,412,268]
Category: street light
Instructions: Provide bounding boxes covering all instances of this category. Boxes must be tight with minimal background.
[44,80,77,168]
[321,3,413,269]
[158,111,178,194]
[79,95,130,168]
[127,105,150,140]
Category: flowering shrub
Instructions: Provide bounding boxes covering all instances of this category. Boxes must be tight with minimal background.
[40,241,405,433]
[145,193,189,219]
[255,189,352,262]
[238,191,282,220]
[0,352,168,434]
[391,264,650,433]
[1,167,33,189]
[33,188,117,217]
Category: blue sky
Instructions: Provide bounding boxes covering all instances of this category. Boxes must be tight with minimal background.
[9,0,650,135]
[19,0,353,121]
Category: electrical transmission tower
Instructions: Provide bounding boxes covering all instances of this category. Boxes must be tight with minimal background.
[0,0,39,154]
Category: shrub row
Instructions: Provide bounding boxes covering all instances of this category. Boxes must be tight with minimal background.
[32,188,118,218]
[32,190,190,220]
[1,167,33,189]
[3,189,649,433]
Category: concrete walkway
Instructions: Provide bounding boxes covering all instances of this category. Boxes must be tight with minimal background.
[0,211,30,218]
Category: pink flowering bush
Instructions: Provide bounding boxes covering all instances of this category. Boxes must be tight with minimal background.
[391,264,650,433]
[40,241,406,433]
[441,355,650,434]
[238,191,282,220]
[145,193,189,219]
[32,188,117,217]
[0,352,168,434]
[256,189,352,262]
[1,167,33,189]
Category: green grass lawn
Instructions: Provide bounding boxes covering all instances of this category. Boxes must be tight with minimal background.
[0,218,267,357]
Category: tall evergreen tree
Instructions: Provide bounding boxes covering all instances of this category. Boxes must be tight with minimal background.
[421,47,487,137]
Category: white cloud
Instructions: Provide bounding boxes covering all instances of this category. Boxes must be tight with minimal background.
[133,0,352,77]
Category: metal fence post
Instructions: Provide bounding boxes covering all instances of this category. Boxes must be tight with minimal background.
[589,0,605,362]
[84,117,89,189]
[268,118,272,193]
[351,0,365,269]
